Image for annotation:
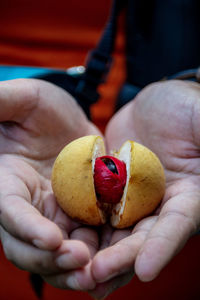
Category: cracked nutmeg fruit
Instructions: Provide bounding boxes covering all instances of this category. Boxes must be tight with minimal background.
[51,135,165,228]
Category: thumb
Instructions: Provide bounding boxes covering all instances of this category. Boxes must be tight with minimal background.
[0,79,37,122]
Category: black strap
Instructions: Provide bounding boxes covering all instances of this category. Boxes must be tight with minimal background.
[75,0,127,105]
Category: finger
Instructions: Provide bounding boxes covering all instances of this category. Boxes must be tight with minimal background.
[55,240,91,269]
[98,226,131,251]
[135,193,200,282]
[88,270,134,300]
[43,262,96,290]
[0,78,101,135]
[98,224,114,250]
[0,178,63,250]
[92,237,138,283]
[0,79,38,122]
[1,227,90,275]
[70,227,99,257]
[110,228,132,246]
[92,217,156,283]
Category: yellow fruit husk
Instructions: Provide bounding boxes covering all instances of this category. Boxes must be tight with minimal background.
[51,135,106,226]
[111,141,165,228]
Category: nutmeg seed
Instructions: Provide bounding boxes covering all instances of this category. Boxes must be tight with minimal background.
[94,156,127,204]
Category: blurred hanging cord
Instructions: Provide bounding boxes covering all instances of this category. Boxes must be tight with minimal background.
[29,273,44,299]
[75,0,127,106]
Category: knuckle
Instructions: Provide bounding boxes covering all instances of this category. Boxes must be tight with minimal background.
[0,228,24,269]
[15,78,40,105]
[1,237,14,263]
[144,79,183,95]
[32,255,52,275]
[161,209,197,234]
[42,274,67,289]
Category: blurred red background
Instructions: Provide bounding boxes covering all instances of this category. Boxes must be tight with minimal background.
[1,234,200,300]
[0,0,200,299]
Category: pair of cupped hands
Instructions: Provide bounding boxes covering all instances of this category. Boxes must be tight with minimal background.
[0,78,200,299]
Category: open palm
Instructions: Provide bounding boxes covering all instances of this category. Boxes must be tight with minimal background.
[0,78,101,290]
[90,80,200,298]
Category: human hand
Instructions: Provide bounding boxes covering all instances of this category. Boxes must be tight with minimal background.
[89,80,200,298]
[0,78,102,291]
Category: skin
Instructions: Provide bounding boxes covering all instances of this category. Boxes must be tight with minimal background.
[1,78,200,299]
[0,78,100,290]
[90,80,200,298]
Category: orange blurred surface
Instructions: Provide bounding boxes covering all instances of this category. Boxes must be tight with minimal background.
[0,1,200,299]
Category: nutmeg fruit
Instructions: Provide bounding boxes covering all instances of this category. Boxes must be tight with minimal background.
[51,135,165,228]
[94,156,127,204]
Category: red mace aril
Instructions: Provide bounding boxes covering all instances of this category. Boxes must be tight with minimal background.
[94,155,127,204]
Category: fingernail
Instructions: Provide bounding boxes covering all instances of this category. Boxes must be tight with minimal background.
[96,268,130,283]
[96,271,119,283]
[89,288,112,300]
[33,239,46,249]
[89,293,108,300]
[135,253,157,282]
[56,253,80,269]
[66,275,80,290]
